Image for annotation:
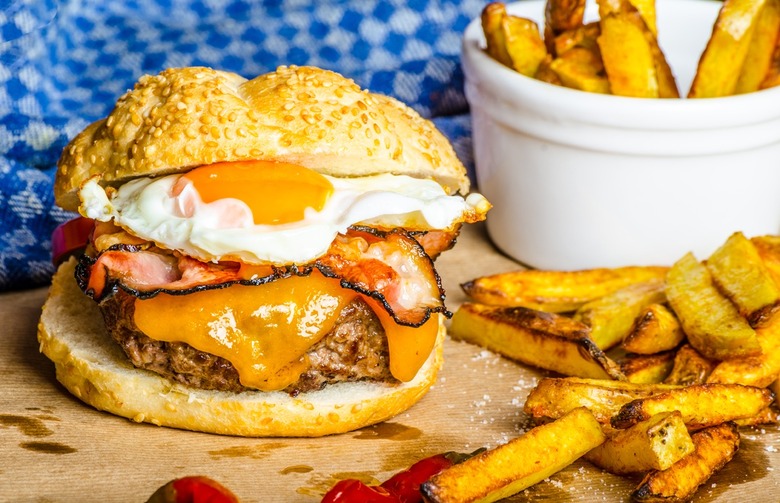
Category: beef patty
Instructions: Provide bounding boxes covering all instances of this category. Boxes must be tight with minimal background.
[99,290,397,395]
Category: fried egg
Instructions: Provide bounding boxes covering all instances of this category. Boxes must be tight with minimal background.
[79,161,489,264]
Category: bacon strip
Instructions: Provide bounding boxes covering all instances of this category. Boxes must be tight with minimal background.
[412,227,460,259]
[76,229,448,327]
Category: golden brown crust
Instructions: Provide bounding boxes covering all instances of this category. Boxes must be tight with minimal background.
[55,66,469,211]
[37,259,444,437]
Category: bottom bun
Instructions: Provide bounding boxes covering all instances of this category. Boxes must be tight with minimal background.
[37,258,444,437]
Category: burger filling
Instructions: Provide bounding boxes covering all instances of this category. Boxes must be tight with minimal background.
[74,161,489,395]
[102,290,393,395]
[78,223,452,393]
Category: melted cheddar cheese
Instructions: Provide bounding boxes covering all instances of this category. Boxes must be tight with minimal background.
[133,273,437,391]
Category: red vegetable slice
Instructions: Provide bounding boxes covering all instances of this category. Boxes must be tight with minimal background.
[380,454,453,503]
[145,476,239,503]
[320,479,397,503]
[51,217,94,265]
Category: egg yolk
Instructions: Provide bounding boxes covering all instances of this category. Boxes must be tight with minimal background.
[182,160,334,225]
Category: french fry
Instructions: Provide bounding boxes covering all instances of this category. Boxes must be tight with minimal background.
[553,21,601,55]
[420,407,605,503]
[665,252,760,360]
[544,0,587,53]
[620,351,675,384]
[582,0,677,97]
[611,383,774,430]
[752,235,780,284]
[585,411,694,474]
[622,303,685,355]
[549,47,611,93]
[664,344,716,385]
[535,55,564,84]
[501,14,549,77]
[597,11,659,97]
[759,30,780,89]
[734,406,779,426]
[574,279,666,350]
[632,422,740,502]
[460,266,668,313]
[481,3,513,68]
[642,21,680,98]
[597,0,656,36]
[524,377,681,424]
[628,0,657,35]
[706,231,780,327]
[735,0,780,94]
[450,303,625,380]
[482,2,549,77]
[688,0,769,98]
[707,312,780,387]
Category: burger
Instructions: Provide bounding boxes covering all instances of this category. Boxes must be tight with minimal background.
[39,66,490,436]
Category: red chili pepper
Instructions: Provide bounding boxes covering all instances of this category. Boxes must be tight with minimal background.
[51,216,94,265]
[145,476,240,503]
[320,479,397,503]
[320,451,478,503]
[380,454,454,503]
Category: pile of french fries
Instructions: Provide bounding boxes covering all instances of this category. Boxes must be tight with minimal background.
[429,231,780,502]
[482,0,780,97]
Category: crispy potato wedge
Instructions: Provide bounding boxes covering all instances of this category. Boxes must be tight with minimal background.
[545,0,587,33]
[707,311,780,387]
[597,11,659,97]
[628,0,657,35]
[421,407,605,503]
[622,303,685,355]
[574,279,666,350]
[688,0,769,98]
[481,3,514,68]
[620,351,676,384]
[549,47,611,93]
[585,411,694,474]
[553,21,601,55]
[752,235,780,285]
[643,22,680,98]
[524,377,681,424]
[632,422,740,502]
[734,406,779,426]
[611,383,774,430]
[450,303,625,380]
[706,231,780,327]
[664,344,716,386]
[596,0,677,97]
[735,0,780,93]
[535,54,564,84]
[760,29,780,89]
[597,0,657,36]
[545,0,587,53]
[665,252,760,360]
[502,14,549,77]
[460,266,668,313]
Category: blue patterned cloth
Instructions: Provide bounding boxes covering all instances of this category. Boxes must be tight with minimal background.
[0,0,488,291]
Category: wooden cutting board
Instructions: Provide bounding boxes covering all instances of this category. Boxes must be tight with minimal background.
[2,223,778,502]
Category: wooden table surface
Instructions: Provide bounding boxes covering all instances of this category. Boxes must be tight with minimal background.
[2,223,778,502]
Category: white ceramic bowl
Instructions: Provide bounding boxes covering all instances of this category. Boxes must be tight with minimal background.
[462,0,780,270]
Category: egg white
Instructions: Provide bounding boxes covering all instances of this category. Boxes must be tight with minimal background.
[79,172,487,265]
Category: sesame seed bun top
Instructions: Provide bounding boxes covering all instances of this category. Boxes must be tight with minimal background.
[54,66,470,211]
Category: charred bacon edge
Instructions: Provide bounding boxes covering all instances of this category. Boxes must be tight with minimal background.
[76,230,450,328]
